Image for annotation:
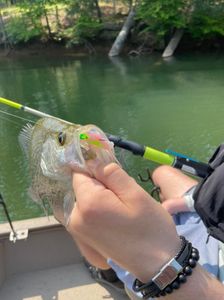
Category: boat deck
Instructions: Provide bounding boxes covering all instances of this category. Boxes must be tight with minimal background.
[0,262,128,300]
[0,216,129,300]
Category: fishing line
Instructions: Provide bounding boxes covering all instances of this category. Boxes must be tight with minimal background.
[0,114,25,127]
[0,109,36,125]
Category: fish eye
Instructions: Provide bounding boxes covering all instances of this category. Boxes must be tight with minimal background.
[58,132,66,146]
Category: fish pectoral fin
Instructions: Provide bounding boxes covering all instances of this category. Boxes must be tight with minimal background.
[63,191,75,226]
[28,187,50,217]
[28,187,41,203]
[48,191,74,226]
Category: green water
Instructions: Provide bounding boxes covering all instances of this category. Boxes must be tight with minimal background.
[0,53,224,223]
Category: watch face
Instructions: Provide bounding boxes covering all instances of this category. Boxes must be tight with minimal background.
[152,258,183,290]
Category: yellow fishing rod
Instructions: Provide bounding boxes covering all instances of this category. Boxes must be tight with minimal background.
[0,96,211,178]
[0,97,61,119]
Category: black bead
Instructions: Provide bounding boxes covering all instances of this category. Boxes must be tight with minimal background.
[171,280,180,289]
[191,252,199,261]
[160,290,166,296]
[184,266,192,275]
[165,286,173,294]
[134,241,199,298]
[188,258,197,268]
[192,247,198,253]
[192,248,199,257]
[178,273,187,283]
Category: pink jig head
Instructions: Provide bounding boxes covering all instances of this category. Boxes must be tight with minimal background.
[79,129,112,151]
[79,127,118,175]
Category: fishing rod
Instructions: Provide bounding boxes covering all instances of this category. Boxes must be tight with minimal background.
[0,97,211,178]
[107,134,211,178]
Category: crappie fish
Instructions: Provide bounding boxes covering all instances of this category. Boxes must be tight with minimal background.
[19,117,117,226]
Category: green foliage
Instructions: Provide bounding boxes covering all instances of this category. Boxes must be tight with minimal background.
[6,15,43,43]
[5,0,65,43]
[137,0,188,37]
[5,0,47,43]
[189,0,224,38]
[4,0,104,45]
[63,16,102,46]
[3,0,224,47]
[64,0,102,45]
[66,0,101,20]
[72,16,102,38]
[137,0,224,40]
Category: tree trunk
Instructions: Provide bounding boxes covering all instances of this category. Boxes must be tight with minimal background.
[43,7,53,39]
[0,10,13,53]
[162,29,184,58]
[108,8,135,57]
[93,0,102,23]
[55,5,61,30]
[112,0,116,15]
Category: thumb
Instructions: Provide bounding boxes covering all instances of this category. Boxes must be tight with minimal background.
[162,198,190,215]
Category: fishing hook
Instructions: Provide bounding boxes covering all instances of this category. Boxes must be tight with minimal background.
[138,169,161,198]
[150,186,161,198]
[138,168,152,182]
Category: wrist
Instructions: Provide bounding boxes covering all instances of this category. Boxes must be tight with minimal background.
[135,235,181,283]
[133,236,200,298]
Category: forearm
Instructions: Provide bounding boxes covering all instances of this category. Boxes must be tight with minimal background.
[162,264,224,300]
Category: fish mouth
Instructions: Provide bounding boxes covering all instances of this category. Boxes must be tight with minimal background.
[63,133,86,172]
[64,125,116,175]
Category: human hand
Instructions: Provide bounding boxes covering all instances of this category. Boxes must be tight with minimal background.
[67,163,181,282]
[151,165,196,215]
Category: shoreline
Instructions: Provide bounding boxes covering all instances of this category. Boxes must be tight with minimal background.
[0,40,118,58]
[1,36,224,59]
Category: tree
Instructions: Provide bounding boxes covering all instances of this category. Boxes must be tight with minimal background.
[109,7,136,56]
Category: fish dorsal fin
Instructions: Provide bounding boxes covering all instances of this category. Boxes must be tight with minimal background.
[18,123,34,157]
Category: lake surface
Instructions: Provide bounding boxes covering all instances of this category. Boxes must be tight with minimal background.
[0,53,224,222]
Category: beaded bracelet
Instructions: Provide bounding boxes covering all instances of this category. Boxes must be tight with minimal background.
[132,236,200,298]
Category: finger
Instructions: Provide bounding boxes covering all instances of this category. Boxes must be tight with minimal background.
[72,170,124,219]
[162,198,190,215]
[92,163,148,203]
[73,171,105,198]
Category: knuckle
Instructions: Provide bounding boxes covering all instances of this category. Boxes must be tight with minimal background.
[103,162,121,179]
[77,192,104,223]
[68,205,97,235]
[80,202,98,222]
